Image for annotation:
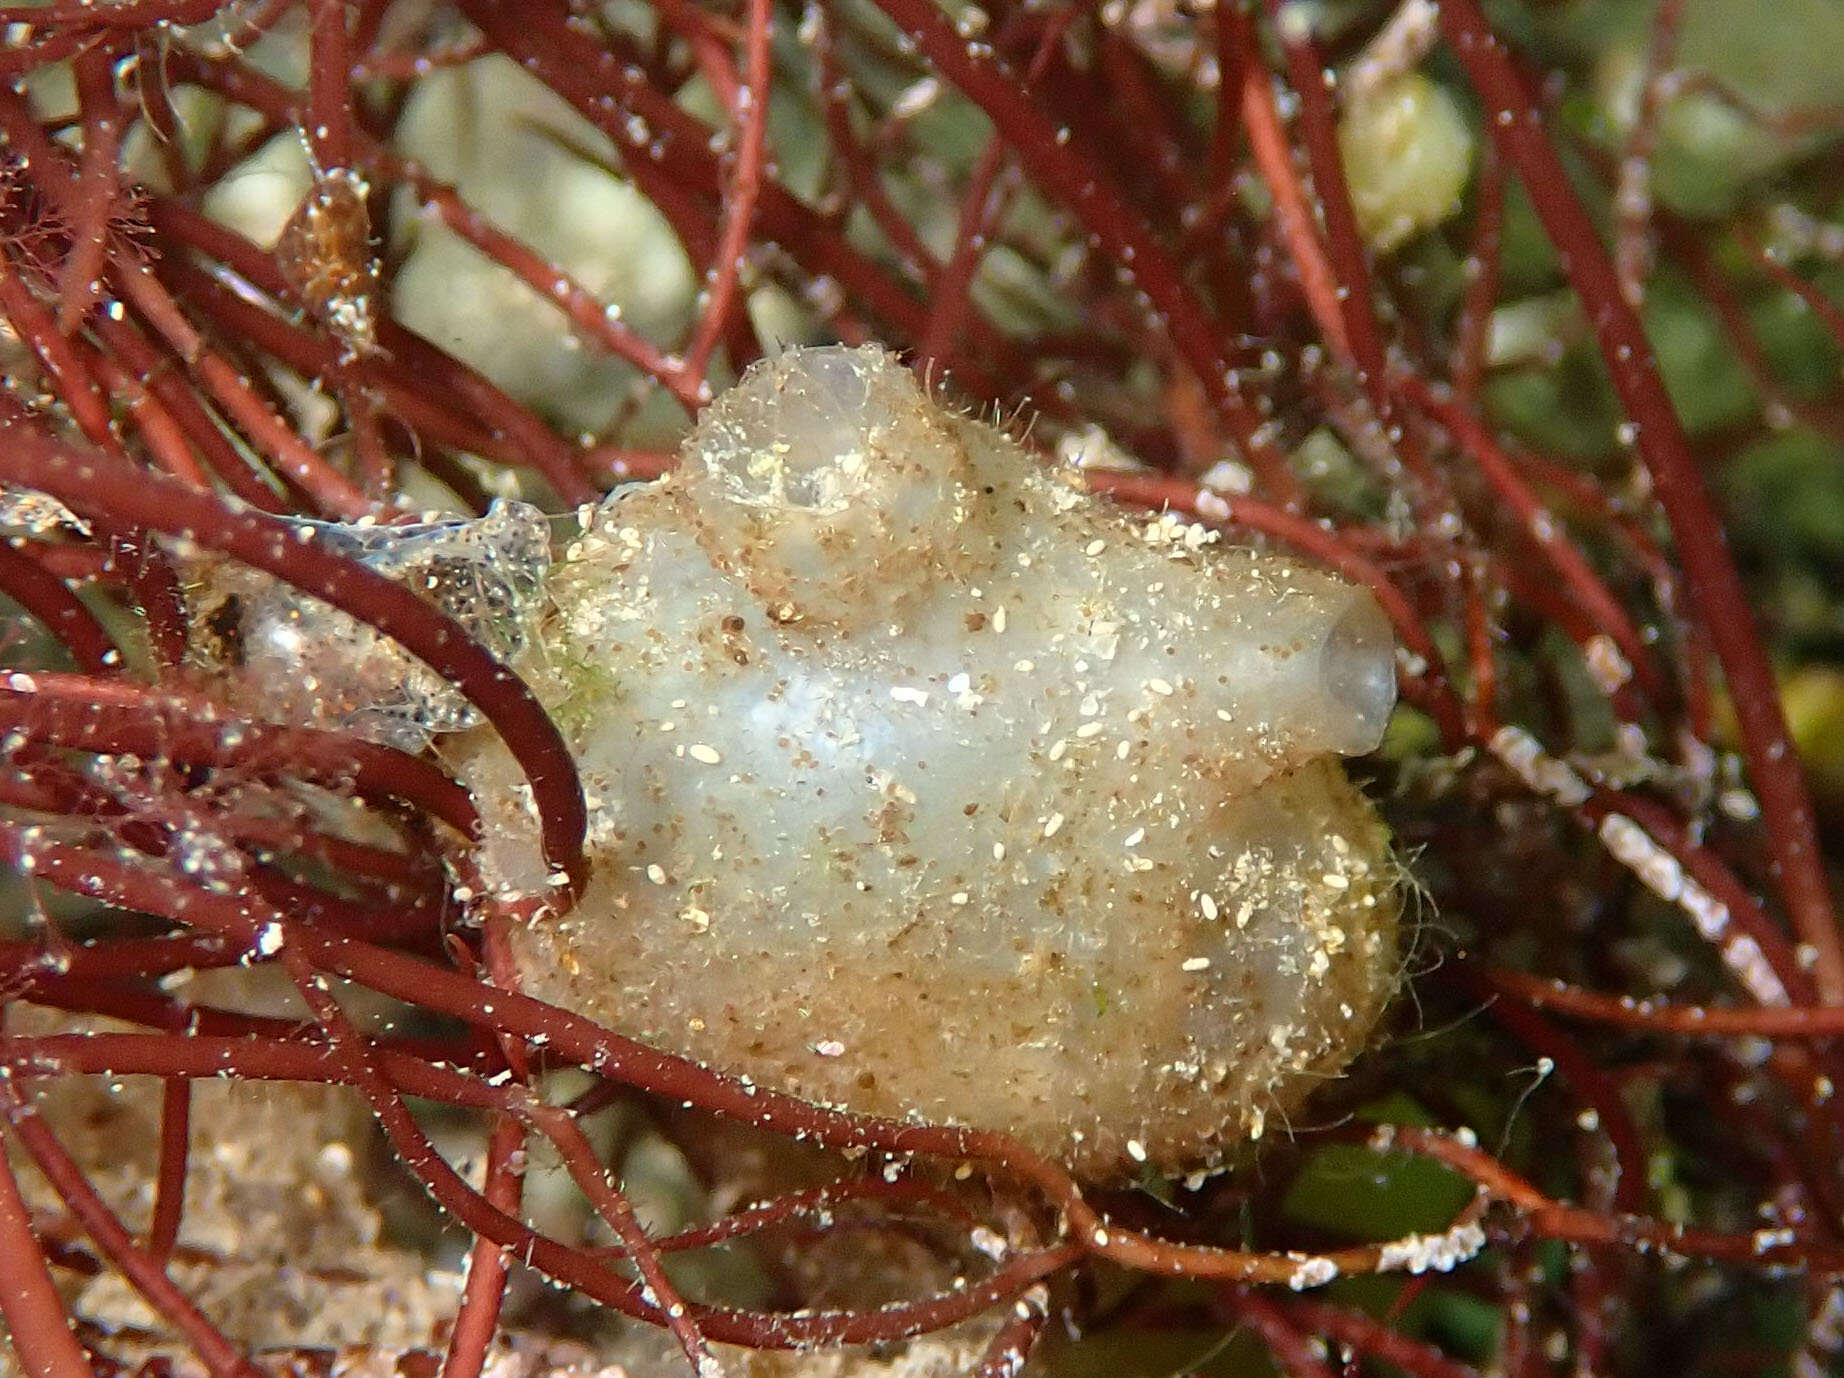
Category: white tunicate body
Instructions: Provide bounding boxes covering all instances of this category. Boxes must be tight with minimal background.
[457,345,1401,1178]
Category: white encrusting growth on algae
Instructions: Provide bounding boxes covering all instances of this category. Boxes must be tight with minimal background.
[454,344,1404,1178]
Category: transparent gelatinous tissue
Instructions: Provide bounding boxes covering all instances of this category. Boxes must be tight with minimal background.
[185,501,551,753]
[0,486,86,537]
[459,346,1404,1180]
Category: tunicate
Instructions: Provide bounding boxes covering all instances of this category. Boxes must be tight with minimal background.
[185,500,550,753]
[456,345,1402,1178]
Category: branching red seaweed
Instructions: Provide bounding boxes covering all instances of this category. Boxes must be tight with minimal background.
[0,1,1840,1375]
